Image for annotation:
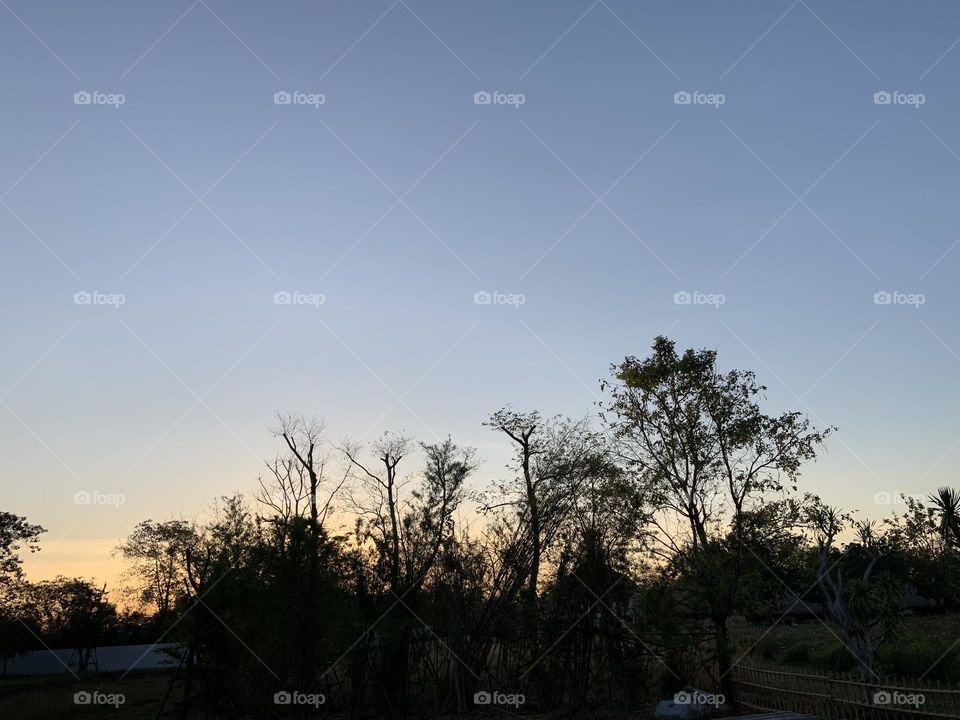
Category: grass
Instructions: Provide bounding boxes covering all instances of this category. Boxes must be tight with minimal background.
[0,671,178,720]
[731,612,960,682]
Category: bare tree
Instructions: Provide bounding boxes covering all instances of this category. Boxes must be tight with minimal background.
[268,413,347,534]
[341,431,414,590]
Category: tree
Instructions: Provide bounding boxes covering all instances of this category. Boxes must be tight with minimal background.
[29,577,116,671]
[116,519,197,616]
[342,431,414,592]
[602,336,830,697]
[929,486,960,548]
[0,512,45,582]
[270,413,347,535]
[807,503,903,684]
[483,409,598,610]
[0,512,46,673]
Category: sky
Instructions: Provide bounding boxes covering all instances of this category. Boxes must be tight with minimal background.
[3,0,960,591]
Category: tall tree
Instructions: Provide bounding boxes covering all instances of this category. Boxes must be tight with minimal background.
[602,336,830,696]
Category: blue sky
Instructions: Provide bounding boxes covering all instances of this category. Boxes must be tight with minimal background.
[3,0,960,585]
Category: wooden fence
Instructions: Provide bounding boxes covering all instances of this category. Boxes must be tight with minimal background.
[730,665,960,720]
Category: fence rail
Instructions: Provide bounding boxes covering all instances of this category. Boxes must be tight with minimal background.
[730,665,960,720]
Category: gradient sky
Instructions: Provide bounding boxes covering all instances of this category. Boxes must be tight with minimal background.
[4,0,960,591]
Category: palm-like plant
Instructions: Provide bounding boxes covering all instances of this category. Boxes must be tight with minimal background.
[929,486,960,548]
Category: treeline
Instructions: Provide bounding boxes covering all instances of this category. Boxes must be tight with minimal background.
[3,337,960,717]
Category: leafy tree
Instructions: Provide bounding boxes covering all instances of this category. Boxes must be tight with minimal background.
[116,519,197,615]
[602,336,830,697]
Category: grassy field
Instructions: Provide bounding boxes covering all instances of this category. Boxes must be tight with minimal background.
[0,671,180,719]
[731,612,960,681]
